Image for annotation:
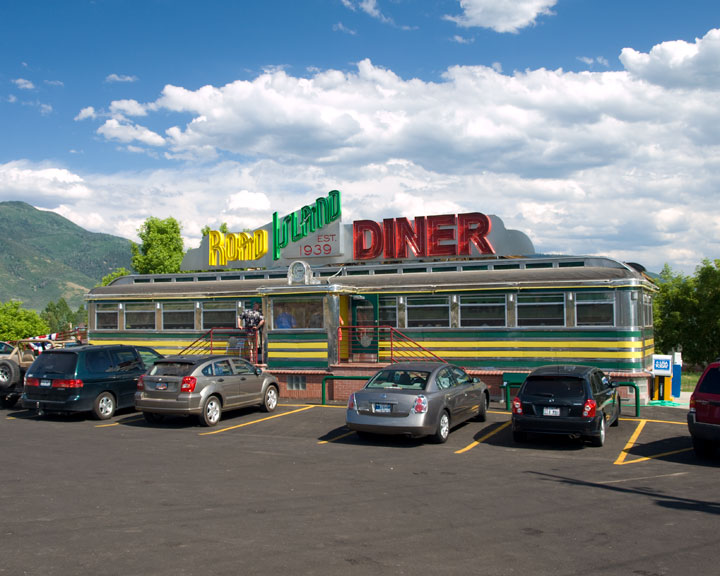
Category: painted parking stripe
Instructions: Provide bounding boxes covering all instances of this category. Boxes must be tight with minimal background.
[199,405,315,436]
[95,415,144,428]
[455,421,512,454]
[614,419,693,465]
[318,430,355,444]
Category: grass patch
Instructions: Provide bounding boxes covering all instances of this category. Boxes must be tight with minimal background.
[681,372,701,393]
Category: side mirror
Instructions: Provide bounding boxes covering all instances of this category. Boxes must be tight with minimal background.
[255,367,262,376]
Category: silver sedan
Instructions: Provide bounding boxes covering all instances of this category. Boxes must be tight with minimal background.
[345,361,489,443]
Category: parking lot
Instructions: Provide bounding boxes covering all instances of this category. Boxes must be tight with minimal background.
[2,401,717,576]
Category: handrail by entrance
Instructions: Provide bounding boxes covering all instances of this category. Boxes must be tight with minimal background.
[337,325,448,364]
[614,381,641,417]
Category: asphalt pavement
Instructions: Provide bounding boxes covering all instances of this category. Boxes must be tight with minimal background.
[1,400,716,576]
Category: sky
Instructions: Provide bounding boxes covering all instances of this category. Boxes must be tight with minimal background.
[2,0,720,274]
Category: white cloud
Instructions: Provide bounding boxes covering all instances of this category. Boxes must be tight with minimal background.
[74,106,96,121]
[12,78,35,90]
[0,161,93,200]
[445,0,557,33]
[333,22,357,35]
[109,99,148,117]
[620,28,720,89]
[97,118,165,146]
[105,73,139,83]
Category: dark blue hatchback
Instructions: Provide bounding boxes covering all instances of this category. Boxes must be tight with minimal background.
[22,344,160,420]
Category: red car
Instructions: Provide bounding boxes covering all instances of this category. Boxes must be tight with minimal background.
[687,361,720,458]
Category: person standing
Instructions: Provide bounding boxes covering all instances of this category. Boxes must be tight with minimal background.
[241,302,265,363]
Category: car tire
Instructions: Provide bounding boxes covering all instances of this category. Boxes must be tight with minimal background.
[262,385,278,413]
[433,410,450,444]
[92,391,116,420]
[590,415,606,447]
[692,437,715,459]
[476,392,489,422]
[0,393,19,409]
[199,395,222,427]
[0,360,20,387]
[143,412,165,424]
[512,430,527,443]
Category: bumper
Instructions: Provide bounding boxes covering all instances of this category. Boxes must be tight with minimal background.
[135,392,204,416]
[21,393,94,413]
[687,412,720,442]
[512,414,602,438]
[345,410,436,437]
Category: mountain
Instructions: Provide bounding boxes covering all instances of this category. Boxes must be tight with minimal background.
[0,201,133,311]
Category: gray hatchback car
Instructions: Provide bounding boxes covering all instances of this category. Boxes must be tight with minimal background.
[135,355,280,426]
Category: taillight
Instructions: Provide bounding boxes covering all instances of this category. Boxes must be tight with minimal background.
[583,399,597,417]
[511,397,523,414]
[180,376,197,393]
[347,393,356,411]
[137,375,145,391]
[52,379,83,388]
[25,377,39,387]
[411,395,428,414]
[689,394,696,412]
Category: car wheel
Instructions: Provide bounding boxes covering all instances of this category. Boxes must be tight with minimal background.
[199,395,222,427]
[512,430,527,443]
[476,392,489,422]
[433,410,450,443]
[590,415,607,447]
[692,437,715,459]
[143,412,165,424]
[92,392,116,420]
[0,393,19,409]
[0,360,20,387]
[262,385,278,413]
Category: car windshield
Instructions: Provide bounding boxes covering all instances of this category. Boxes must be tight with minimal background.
[522,376,586,401]
[29,352,78,375]
[366,369,430,390]
[698,366,720,394]
[150,362,195,377]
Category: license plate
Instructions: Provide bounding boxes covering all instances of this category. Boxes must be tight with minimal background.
[543,407,560,416]
[374,403,392,414]
[40,379,51,387]
[155,382,168,390]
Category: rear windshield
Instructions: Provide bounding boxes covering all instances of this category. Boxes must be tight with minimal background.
[698,366,720,394]
[521,376,587,401]
[150,362,195,377]
[366,369,430,390]
[29,352,78,376]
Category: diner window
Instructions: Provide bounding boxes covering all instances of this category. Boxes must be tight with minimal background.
[96,303,118,330]
[406,296,450,328]
[272,298,324,329]
[644,294,654,327]
[517,293,565,327]
[124,302,156,330]
[162,302,195,330]
[460,295,506,327]
[379,296,398,328]
[576,292,615,326]
[202,301,238,329]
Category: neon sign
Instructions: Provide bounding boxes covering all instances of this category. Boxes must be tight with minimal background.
[353,213,494,260]
[272,190,341,260]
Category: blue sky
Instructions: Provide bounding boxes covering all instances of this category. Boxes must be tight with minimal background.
[2,0,720,273]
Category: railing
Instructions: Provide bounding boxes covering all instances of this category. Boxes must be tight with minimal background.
[337,325,448,364]
[180,328,262,362]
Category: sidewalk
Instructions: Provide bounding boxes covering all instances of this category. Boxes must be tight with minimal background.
[646,390,691,409]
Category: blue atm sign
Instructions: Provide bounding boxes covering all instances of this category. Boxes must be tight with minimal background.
[652,355,673,376]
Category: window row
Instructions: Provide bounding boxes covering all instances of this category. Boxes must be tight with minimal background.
[380,291,618,329]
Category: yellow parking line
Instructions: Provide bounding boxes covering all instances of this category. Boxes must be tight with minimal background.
[318,430,355,444]
[199,405,315,435]
[614,419,693,465]
[95,415,144,428]
[620,417,686,425]
[455,421,512,454]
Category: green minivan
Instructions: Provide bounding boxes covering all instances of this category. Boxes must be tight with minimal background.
[22,344,161,420]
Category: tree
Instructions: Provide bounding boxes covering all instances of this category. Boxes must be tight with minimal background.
[41,298,77,334]
[0,300,49,341]
[653,259,720,366]
[201,222,229,236]
[131,217,184,274]
[99,267,133,286]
